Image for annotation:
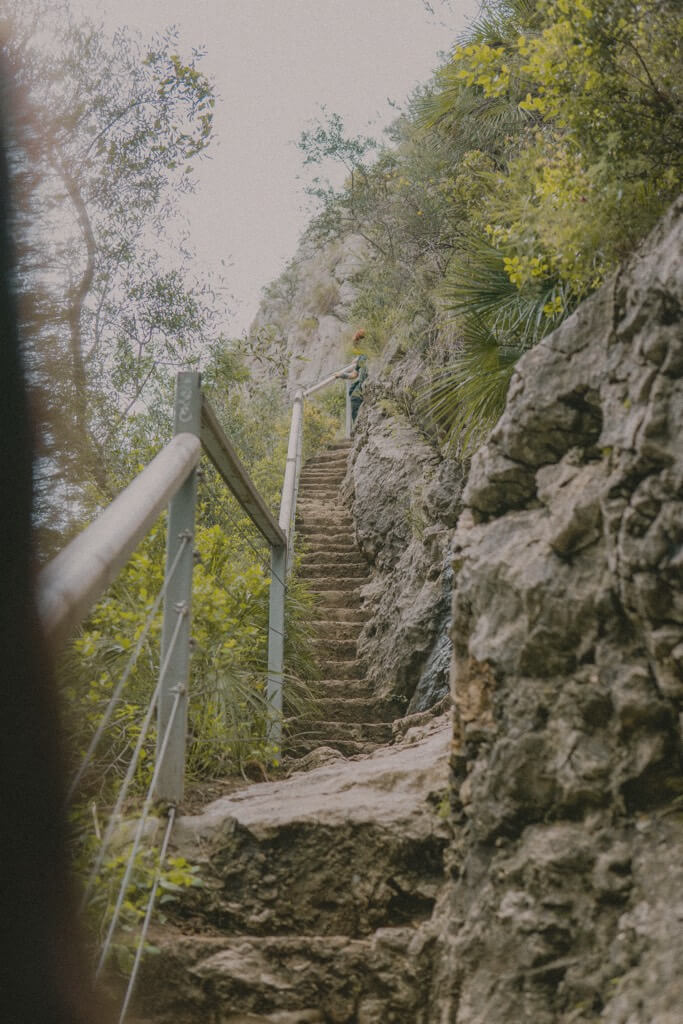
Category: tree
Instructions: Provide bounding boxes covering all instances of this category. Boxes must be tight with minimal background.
[2,0,220,531]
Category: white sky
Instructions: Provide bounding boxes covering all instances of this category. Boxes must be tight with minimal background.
[72,0,479,334]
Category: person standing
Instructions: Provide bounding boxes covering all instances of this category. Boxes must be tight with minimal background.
[335,331,368,425]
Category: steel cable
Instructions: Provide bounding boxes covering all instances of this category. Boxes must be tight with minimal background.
[82,605,187,907]
[117,806,176,1023]
[67,536,190,804]
[95,685,183,978]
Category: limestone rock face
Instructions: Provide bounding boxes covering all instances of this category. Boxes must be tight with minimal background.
[341,365,465,713]
[434,199,683,1022]
[249,235,368,395]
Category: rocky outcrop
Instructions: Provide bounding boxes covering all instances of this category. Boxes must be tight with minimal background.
[431,198,683,1022]
[249,235,368,395]
[342,354,465,715]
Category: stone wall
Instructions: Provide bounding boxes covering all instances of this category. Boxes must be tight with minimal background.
[429,199,683,1023]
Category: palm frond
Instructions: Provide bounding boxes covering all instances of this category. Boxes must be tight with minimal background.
[456,0,540,48]
[418,316,522,453]
[440,235,566,347]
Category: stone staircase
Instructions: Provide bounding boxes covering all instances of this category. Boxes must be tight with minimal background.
[126,440,453,1023]
[286,442,399,759]
[131,719,451,1024]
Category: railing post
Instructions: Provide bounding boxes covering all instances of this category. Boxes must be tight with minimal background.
[266,543,287,750]
[345,381,352,439]
[266,388,304,751]
[155,371,201,803]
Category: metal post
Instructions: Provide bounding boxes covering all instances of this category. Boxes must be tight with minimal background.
[280,389,304,567]
[266,544,287,750]
[155,371,201,803]
[266,388,304,752]
[292,403,304,558]
[345,381,352,439]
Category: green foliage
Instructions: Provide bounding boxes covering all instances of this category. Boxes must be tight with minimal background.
[81,832,204,974]
[65,371,326,796]
[421,0,681,447]
[297,0,681,452]
[5,0,221,530]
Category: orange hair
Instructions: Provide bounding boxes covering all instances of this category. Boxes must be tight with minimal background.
[352,329,365,342]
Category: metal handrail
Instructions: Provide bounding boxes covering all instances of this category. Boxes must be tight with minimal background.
[200,394,285,547]
[41,360,353,782]
[303,359,357,397]
[38,433,201,650]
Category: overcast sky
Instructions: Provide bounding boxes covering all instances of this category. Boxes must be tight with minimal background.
[72,0,479,333]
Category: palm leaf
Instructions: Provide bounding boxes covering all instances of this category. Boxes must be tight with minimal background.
[440,235,566,347]
[418,317,522,453]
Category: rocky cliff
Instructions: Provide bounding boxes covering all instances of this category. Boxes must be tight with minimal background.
[248,235,368,394]
[428,198,683,1023]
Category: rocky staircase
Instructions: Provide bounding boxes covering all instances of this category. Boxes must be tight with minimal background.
[131,719,451,1024]
[126,441,453,1024]
[286,441,399,759]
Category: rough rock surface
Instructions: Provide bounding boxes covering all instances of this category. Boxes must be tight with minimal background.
[131,718,451,1023]
[342,365,465,714]
[433,199,683,1022]
[249,235,368,395]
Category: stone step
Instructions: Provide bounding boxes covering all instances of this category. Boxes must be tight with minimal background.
[302,457,348,468]
[314,696,401,723]
[312,607,365,624]
[164,747,448,937]
[285,734,383,760]
[298,551,360,565]
[309,576,366,591]
[296,513,352,527]
[135,930,428,1024]
[312,591,363,610]
[315,659,366,680]
[298,497,344,507]
[299,479,345,490]
[299,491,343,501]
[299,471,346,482]
[297,500,347,510]
[303,458,348,471]
[285,719,393,745]
[313,678,375,698]
[297,536,357,550]
[299,563,369,581]
[298,535,357,547]
[298,536,359,551]
[300,480,345,491]
[312,637,358,659]
[300,551,367,568]
[310,621,361,640]
[134,723,452,1022]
